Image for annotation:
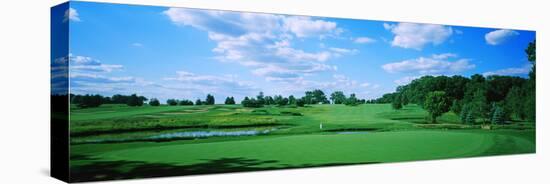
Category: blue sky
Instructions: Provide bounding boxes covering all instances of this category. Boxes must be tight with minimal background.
[53,1,536,103]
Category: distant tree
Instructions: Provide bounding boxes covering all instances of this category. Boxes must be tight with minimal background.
[257,92,266,105]
[424,91,451,123]
[265,96,274,105]
[195,99,203,105]
[344,93,359,106]
[391,94,403,110]
[241,97,250,106]
[166,99,178,106]
[77,94,102,108]
[149,98,160,106]
[71,95,82,105]
[111,94,127,104]
[288,95,296,105]
[242,97,263,108]
[179,99,194,106]
[304,89,329,104]
[225,96,236,105]
[313,89,330,104]
[277,96,289,106]
[127,94,146,106]
[330,91,346,104]
[205,94,215,105]
[273,95,282,105]
[296,98,305,107]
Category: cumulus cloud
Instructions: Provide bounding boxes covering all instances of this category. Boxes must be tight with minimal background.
[163,8,351,82]
[354,37,376,44]
[385,22,453,50]
[482,64,532,76]
[283,16,340,38]
[382,54,475,74]
[63,8,80,22]
[485,29,519,45]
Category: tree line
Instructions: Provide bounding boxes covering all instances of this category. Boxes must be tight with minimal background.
[70,94,147,108]
[379,40,536,124]
[240,90,367,108]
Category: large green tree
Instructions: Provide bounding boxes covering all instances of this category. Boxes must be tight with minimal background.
[424,91,451,123]
[330,91,346,104]
[205,94,215,105]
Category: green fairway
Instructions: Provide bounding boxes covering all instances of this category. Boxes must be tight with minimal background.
[69,104,535,182]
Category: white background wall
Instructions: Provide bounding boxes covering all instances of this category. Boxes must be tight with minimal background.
[0,0,547,183]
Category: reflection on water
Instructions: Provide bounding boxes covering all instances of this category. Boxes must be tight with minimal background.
[150,129,275,139]
[76,128,277,144]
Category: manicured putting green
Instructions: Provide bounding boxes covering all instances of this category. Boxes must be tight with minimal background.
[96,130,532,168]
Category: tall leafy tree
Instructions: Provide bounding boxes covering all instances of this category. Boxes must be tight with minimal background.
[424,91,451,123]
[205,94,215,105]
[330,91,346,104]
[288,95,296,105]
[391,94,403,110]
[525,40,536,121]
[225,96,236,105]
[470,88,490,122]
[257,92,266,105]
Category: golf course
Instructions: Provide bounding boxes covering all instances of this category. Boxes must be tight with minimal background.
[53,3,537,182]
[69,103,535,182]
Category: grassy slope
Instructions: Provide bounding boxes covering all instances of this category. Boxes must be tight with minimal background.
[69,104,535,181]
[96,131,499,167]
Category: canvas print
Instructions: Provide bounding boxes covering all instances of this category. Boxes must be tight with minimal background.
[51,1,536,182]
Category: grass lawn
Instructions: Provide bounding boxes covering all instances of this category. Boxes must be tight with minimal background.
[69,103,535,182]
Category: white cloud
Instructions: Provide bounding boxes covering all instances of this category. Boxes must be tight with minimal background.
[385,22,453,50]
[485,29,519,45]
[70,73,135,84]
[283,16,339,38]
[354,37,376,44]
[382,54,475,74]
[67,54,123,73]
[329,47,359,55]
[163,8,350,82]
[394,76,421,85]
[482,64,532,76]
[63,8,80,22]
[431,53,458,60]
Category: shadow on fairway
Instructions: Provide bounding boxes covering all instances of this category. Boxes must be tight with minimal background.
[70,154,378,182]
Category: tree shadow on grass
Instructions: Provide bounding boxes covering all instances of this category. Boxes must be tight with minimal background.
[70,154,378,182]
